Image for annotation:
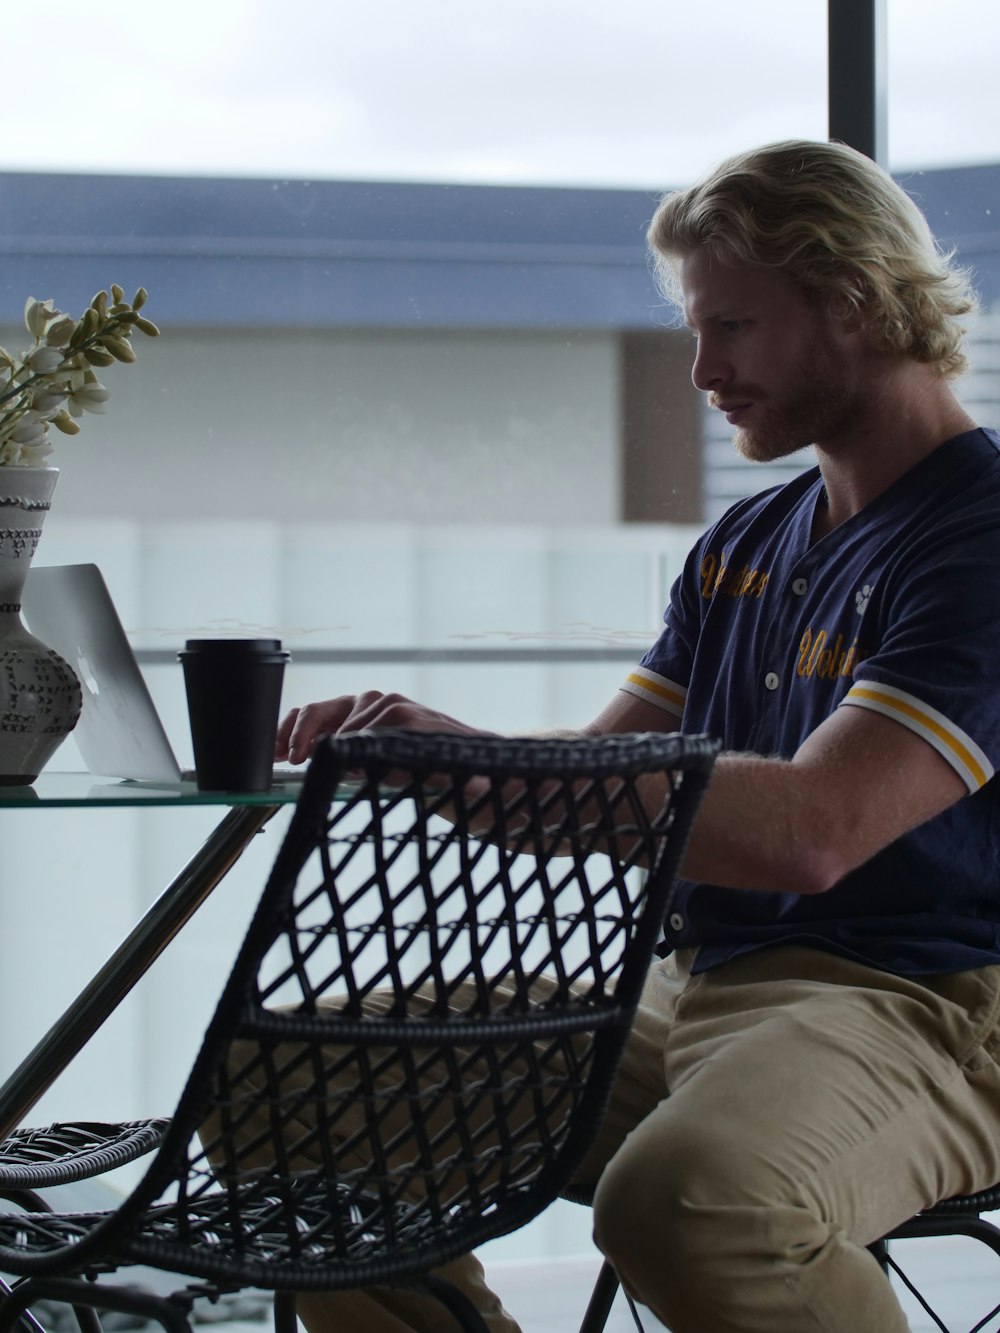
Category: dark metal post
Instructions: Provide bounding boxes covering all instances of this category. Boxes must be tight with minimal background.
[0,804,278,1141]
[828,0,888,166]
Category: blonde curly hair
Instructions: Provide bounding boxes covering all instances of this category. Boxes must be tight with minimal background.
[648,139,978,379]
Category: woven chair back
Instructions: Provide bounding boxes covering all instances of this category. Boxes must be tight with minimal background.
[0,730,716,1292]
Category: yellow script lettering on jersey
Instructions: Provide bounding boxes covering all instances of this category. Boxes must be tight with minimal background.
[700,551,770,601]
[797,627,867,680]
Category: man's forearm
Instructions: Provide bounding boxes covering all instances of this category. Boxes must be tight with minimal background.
[665,753,838,896]
[664,704,967,897]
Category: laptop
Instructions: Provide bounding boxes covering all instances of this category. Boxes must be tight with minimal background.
[21,563,304,787]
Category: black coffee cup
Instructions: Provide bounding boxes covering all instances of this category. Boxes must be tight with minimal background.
[178,638,290,792]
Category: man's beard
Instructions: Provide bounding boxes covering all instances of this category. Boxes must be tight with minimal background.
[711,332,860,463]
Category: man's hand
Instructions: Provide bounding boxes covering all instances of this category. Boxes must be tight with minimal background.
[275,680,970,896]
[275,691,497,765]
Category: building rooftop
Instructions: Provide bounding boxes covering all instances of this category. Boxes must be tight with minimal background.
[1,163,998,330]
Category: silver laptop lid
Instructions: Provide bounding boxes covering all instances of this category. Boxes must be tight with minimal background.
[21,563,183,782]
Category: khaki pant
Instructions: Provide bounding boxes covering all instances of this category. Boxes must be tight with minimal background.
[227,946,1000,1333]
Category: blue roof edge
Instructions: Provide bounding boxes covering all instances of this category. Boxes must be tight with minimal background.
[0,166,997,329]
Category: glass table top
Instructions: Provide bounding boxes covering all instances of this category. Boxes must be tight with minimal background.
[0,771,306,808]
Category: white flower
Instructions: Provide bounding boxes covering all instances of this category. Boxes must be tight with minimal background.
[67,381,110,416]
[10,411,49,445]
[24,344,67,375]
[42,314,77,348]
[23,297,57,338]
[0,437,52,469]
[1,286,158,466]
[10,439,53,465]
[31,389,69,418]
[63,359,89,392]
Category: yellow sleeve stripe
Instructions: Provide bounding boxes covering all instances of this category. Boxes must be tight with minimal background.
[842,682,993,793]
[620,667,687,717]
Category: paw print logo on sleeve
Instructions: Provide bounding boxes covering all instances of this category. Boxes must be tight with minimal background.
[855,584,872,615]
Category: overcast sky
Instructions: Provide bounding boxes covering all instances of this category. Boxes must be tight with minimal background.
[3,0,998,188]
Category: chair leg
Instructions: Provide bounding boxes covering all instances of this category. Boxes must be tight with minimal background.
[0,1278,54,1333]
[274,1291,298,1333]
[68,1303,104,1333]
[0,1279,192,1333]
[579,1259,620,1333]
[868,1238,890,1274]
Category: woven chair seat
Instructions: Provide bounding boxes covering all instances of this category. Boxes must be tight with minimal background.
[0,1173,554,1287]
[0,1186,339,1273]
[0,1119,170,1188]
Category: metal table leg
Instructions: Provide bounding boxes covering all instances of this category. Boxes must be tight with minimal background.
[0,804,278,1140]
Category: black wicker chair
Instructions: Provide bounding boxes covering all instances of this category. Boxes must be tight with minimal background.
[871,1197,1000,1333]
[0,728,716,1333]
[0,1120,169,1208]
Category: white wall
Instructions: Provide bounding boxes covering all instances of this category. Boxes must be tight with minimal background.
[2,325,622,526]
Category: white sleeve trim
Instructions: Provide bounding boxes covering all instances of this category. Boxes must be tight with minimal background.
[620,665,687,718]
[841,680,993,793]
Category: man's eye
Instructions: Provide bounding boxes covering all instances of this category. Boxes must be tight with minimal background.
[722,320,744,333]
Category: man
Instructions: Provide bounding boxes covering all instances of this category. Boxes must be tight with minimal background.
[276,141,1000,1331]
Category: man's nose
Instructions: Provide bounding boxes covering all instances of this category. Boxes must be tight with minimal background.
[691,337,731,393]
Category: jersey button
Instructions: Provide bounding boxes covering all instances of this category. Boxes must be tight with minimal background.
[764,671,780,691]
[791,577,808,596]
[669,912,685,932]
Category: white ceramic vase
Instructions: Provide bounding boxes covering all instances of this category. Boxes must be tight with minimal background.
[0,467,82,784]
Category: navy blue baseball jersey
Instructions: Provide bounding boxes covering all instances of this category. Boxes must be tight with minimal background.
[622,427,1000,975]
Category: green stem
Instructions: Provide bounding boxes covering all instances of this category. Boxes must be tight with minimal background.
[0,373,46,412]
[0,314,132,414]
